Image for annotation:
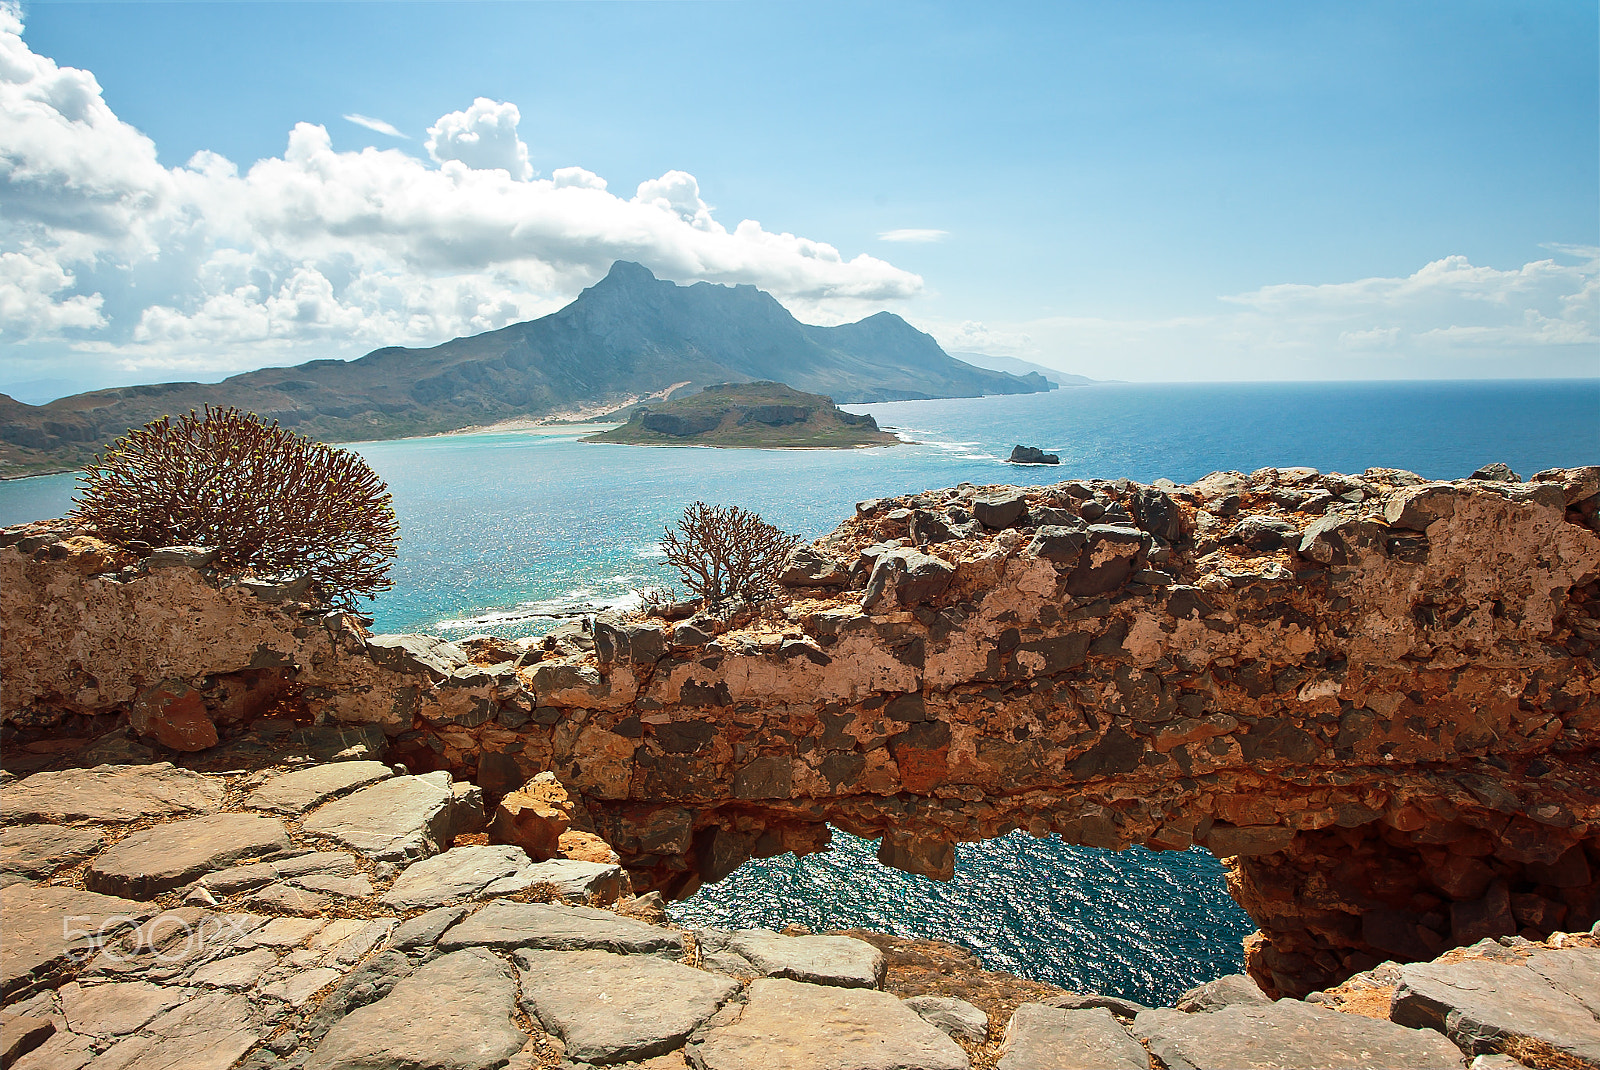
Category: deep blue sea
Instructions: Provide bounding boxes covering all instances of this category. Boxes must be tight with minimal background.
[4,379,1596,1003]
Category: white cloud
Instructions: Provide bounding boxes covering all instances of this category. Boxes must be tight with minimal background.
[0,13,923,385]
[425,97,532,179]
[343,113,407,139]
[932,319,1035,357]
[997,253,1600,380]
[879,228,948,243]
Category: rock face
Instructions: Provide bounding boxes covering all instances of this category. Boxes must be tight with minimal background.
[1007,445,1060,465]
[5,464,1600,1000]
[2,747,1599,1070]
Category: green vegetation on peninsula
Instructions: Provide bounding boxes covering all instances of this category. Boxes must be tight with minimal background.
[583,382,899,449]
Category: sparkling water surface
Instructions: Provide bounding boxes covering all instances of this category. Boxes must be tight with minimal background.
[3,379,1594,1003]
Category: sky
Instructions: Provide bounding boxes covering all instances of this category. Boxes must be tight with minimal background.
[1,0,1596,401]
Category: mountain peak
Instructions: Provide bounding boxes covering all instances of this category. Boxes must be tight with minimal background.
[599,260,660,286]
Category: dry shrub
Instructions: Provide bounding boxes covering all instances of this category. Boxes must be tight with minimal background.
[72,407,398,605]
[661,501,800,607]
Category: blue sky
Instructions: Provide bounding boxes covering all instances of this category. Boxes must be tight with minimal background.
[2,1,1596,399]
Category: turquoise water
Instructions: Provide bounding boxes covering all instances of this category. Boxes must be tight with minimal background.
[3,379,1595,1003]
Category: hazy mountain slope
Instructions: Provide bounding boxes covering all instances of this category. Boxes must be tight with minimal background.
[0,262,1045,476]
[950,351,1103,386]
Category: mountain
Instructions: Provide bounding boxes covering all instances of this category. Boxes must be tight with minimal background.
[0,262,1047,477]
[584,381,899,449]
[950,351,1102,387]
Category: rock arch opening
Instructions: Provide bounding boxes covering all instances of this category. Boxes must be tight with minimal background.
[4,465,1597,999]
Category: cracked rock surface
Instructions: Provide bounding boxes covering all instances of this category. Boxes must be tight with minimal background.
[1,753,1598,1070]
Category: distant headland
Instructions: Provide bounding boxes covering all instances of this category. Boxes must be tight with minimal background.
[582,382,899,449]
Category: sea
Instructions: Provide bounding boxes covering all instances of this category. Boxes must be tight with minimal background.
[3,378,1596,1004]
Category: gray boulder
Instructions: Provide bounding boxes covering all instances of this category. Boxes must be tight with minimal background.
[516,947,739,1063]
[688,977,968,1070]
[2,763,224,824]
[1233,515,1301,551]
[86,813,291,899]
[1065,525,1147,597]
[1135,1000,1465,1070]
[974,490,1028,529]
[1027,524,1089,566]
[438,899,684,957]
[1391,951,1600,1065]
[1175,973,1271,1013]
[379,844,540,910]
[244,760,392,815]
[726,928,886,989]
[1,824,105,881]
[779,546,851,587]
[904,994,988,1044]
[1469,462,1522,483]
[998,1004,1146,1070]
[364,634,470,681]
[861,548,955,612]
[303,948,525,1070]
[301,771,467,862]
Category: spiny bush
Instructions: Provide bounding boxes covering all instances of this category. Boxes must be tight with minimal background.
[72,407,398,605]
[661,502,800,607]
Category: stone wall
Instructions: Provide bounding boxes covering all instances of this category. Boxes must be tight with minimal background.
[4,463,1598,998]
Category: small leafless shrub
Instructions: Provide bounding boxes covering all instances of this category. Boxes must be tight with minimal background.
[661,502,801,607]
[71,407,399,605]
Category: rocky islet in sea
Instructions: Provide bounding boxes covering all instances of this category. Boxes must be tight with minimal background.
[3,462,1600,1067]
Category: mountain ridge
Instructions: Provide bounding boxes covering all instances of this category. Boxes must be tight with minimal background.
[0,262,1046,476]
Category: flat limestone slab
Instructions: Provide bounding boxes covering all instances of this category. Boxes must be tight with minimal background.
[1392,954,1600,1065]
[60,980,188,1037]
[727,929,886,989]
[1525,948,1600,1018]
[201,850,358,896]
[997,1005,1146,1070]
[87,990,258,1070]
[303,948,526,1070]
[380,844,536,910]
[1,884,153,1000]
[1,824,105,880]
[86,813,291,899]
[523,858,625,903]
[904,995,989,1044]
[2,764,224,825]
[244,760,392,815]
[515,947,739,1063]
[1135,1001,1465,1070]
[688,977,969,1070]
[438,899,684,956]
[301,771,456,861]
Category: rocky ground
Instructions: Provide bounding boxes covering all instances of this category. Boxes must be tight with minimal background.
[4,754,1597,1070]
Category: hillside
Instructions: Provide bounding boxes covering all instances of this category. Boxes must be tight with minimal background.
[583,382,899,449]
[949,351,1103,386]
[0,262,1046,477]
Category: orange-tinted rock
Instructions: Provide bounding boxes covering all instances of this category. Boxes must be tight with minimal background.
[559,830,621,865]
[130,681,218,752]
[489,773,585,861]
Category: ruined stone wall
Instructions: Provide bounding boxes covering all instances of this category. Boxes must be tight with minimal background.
[4,463,1598,998]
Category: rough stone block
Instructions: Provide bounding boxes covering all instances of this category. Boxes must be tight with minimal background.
[86,813,291,900]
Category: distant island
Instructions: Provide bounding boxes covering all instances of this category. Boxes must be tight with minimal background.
[0,262,1047,478]
[583,382,898,449]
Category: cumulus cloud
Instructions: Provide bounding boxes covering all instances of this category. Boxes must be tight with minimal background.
[425,97,532,179]
[343,113,407,139]
[0,13,922,386]
[879,228,948,243]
